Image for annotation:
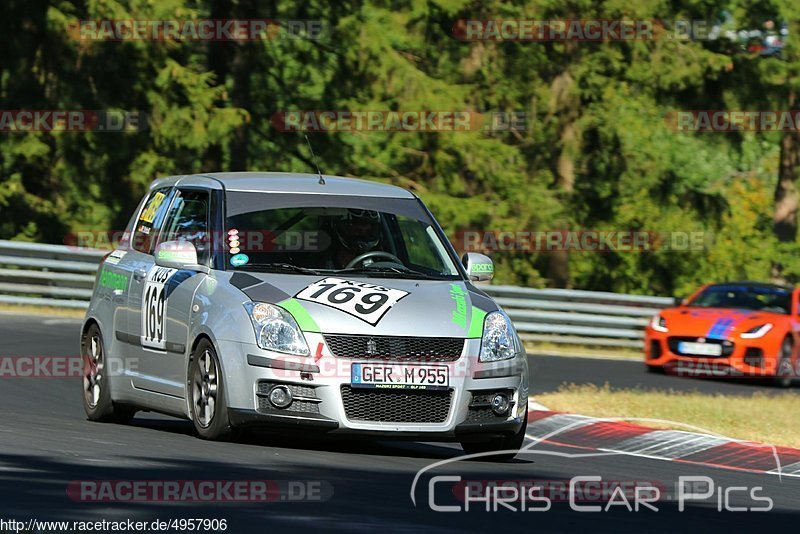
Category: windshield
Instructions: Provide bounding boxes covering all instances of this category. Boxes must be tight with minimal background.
[688,284,792,314]
[224,193,461,280]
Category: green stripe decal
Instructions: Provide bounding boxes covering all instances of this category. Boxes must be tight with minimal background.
[468,308,487,338]
[278,298,320,332]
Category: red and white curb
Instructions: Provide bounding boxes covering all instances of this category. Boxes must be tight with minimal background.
[525,407,800,478]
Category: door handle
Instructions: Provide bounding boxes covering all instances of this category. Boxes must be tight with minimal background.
[133,269,147,281]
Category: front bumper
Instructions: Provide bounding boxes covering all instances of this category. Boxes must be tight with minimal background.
[644,328,783,377]
[216,334,528,440]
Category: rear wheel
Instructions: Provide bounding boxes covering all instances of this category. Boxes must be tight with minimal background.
[190,339,233,440]
[460,406,528,462]
[774,337,795,388]
[81,323,136,423]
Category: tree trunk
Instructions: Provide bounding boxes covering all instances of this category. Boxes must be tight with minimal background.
[774,98,800,243]
[201,0,233,172]
[229,0,260,171]
[548,71,580,288]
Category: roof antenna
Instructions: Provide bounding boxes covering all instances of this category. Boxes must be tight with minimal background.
[304,134,325,185]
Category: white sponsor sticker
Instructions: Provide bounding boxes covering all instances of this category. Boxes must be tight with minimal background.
[295,277,409,325]
[141,265,177,350]
[104,249,127,265]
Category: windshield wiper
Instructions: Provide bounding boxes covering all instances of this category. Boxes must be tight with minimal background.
[236,263,322,275]
[336,266,444,280]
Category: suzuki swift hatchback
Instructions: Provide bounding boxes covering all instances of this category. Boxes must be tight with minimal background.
[81,172,529,458]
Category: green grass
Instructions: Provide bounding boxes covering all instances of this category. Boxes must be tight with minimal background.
[537,383,800,449]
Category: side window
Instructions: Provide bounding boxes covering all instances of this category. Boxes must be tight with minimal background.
[159,189,210,265]
[132,188,173,255]
[397,216,444,271]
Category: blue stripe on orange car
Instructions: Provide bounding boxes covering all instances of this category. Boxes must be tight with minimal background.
[707,318,734,339]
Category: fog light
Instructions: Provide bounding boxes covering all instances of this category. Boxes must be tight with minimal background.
[491,393,510,416]
[269,385,293,409]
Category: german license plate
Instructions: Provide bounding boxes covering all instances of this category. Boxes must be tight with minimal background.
[677,341,722,356]
[350,363,449,390]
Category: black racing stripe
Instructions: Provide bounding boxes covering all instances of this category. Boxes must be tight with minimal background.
[466,283,499,312]
[240,281,292,304]
[230,272,264,290]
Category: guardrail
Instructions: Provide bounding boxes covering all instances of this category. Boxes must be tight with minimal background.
[0,240,671,348]
[482,285,672,349]
[0,240,105,309]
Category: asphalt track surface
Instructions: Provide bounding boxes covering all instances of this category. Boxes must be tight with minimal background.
[529,353,799,395]
[0,313,798,532]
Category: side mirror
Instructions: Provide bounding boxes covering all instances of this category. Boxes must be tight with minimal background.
[155,240,209,273]
[462,252,494,282]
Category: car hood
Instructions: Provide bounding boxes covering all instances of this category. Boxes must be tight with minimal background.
[229,272,497,337]
[659,307,787,338]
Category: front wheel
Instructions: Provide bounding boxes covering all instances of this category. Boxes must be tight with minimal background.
[460,408,528,462]
[81,323,136,424]
[774,337,795,388]
[190,340,233,440]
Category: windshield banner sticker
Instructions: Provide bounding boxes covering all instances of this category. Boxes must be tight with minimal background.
[295,277,409,325]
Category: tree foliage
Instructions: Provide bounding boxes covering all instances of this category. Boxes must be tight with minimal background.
[0,0,797,294]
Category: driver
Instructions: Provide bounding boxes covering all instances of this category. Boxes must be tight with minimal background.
[328,209,382,269]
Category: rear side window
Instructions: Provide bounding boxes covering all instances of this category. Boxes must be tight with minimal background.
[132,188,172,255]
[159,189,211,265]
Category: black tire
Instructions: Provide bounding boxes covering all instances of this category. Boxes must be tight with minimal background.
[646,364,665,374]
[189,339,233,440]
[774,336,795,388]
[460,406,528,462]
[81,323,136,424]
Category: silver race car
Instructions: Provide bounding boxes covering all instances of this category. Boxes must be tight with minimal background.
[81,172,529,458]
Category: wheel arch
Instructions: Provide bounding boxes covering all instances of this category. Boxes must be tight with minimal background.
[185,332,227,419]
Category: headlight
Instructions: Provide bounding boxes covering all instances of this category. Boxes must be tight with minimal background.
[740,323,773,339]
[650,314,668,332]
[244,302,310,356]
[479,311,518,362]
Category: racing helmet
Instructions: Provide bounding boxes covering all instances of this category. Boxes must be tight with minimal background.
[333,209,381,255]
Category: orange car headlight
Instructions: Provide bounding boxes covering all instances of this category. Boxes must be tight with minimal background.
[650,314,668,333]
[740,323,773,339]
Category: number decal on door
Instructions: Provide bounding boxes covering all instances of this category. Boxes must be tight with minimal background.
[295,277,409,325]
[141,266,177,350]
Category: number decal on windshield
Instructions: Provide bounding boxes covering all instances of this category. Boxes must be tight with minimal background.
[141,266,177,350]
[295,277,409,325]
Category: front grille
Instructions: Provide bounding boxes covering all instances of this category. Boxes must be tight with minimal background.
[744,347,764,367]
[257,396,320,414]
[325,335,464,362]
[667,337,734,357]
[257,381,317,399]
[340,385,452,423]
[466,389,514,423]
[649,340,663,360]
[256,380,320,415]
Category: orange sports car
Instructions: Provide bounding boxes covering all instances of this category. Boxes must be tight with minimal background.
[644,281,799,387]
